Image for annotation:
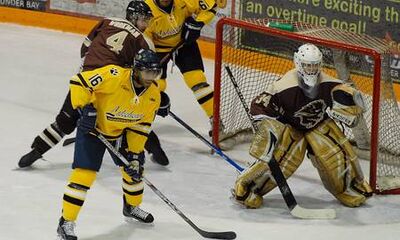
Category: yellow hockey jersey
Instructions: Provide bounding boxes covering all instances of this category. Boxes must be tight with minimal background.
[69,65,161,153]
[144,0,217,52]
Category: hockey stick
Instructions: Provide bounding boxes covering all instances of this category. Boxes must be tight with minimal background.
[169,111,335,219]
[160,40,185,63]
[169,111,244,172]
[96,133,237,239]
[62,42,185,148]
[224,65,336,219]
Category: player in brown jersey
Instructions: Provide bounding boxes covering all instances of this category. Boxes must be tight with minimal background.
[232,43,373,209]
[18,0,170,168]
[80,2,153,71]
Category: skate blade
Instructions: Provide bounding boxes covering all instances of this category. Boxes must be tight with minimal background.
[124,216,154,225]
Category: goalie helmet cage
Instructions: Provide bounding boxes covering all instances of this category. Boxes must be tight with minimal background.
[213,17,400,194]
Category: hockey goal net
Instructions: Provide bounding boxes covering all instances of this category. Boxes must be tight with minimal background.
[212,17,400,194]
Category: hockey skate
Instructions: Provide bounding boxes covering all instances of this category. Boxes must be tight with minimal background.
[57,217,77,240]
[123,201,154,223]
[18,149,42,168]
[145,131,169,166]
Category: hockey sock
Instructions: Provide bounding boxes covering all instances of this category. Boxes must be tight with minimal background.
[32,122,65,155]
[183,70,214,118]
[62,168,96,221]
[121,168,144,206]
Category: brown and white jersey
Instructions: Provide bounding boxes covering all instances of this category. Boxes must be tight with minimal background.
[81,18,155,71]
[250,69,343,131]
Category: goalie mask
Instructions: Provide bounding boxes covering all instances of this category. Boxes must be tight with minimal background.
[126,0,153,31]
[132,49,162,88]
[294,43,323,98]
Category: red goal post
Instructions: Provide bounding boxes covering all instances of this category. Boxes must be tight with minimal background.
[212,17,400,194]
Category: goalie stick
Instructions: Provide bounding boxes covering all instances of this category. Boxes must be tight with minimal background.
[62,41,186,148]
[224,65,336,219]
[169,111,335,219]
[96,133,237,240]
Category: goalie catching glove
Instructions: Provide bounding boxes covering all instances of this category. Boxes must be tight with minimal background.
[326,84,364,127]
[124,151,145,182]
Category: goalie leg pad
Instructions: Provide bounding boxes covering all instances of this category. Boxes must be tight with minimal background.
[327,120,373,197]
[234,126,306,208]
[234,160,268,208]
[235,161,268,199]
[249,119,286,162]
[305,119,370,207]
[258,126,307,196]
[335,191,366,208]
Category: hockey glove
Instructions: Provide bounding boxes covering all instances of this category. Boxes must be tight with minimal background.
[181,17,204,44]
[124,151,145,182]
[156,91,171,118]
[78,104,97,134]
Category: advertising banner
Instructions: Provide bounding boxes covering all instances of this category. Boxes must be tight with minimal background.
[49,0,127,18]
[238,0,400,81]
[49,0,232,39]
[0,0,47,11]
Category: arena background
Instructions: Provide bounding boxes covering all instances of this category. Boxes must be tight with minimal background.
[0,0,399,84]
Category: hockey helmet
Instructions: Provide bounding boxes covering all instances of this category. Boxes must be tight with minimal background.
[126,0,153,30]
[133,49,162,87]
[294,43,322,97]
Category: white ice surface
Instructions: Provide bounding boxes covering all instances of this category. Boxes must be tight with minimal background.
[1,23,400,240]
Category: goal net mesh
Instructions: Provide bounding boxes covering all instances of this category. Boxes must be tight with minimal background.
[214,17,400,194]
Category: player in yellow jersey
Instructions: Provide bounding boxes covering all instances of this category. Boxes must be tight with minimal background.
[144,0,217,125]
[57,49,167,240]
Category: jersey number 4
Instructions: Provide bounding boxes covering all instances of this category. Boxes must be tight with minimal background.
[106,31,128,54]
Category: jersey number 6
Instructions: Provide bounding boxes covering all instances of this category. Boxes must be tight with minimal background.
[89,74,103,87]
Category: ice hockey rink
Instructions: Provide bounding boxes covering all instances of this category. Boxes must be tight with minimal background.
[2,22,400,240]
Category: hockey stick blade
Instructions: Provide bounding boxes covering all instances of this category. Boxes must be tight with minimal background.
[290,205,336,219]
[97,134,237,239]
[170,111,335,219]
[144,178,237,240]
[62,137,76,146]
[197,229,237,240]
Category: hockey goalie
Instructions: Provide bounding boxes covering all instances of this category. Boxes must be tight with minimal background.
[232,43,373,209]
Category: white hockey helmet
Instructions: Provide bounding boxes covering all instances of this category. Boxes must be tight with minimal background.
[294,43,322,89]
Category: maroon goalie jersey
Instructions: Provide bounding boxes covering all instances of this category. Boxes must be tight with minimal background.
[81,18,154,71]
[250,69,343,131]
